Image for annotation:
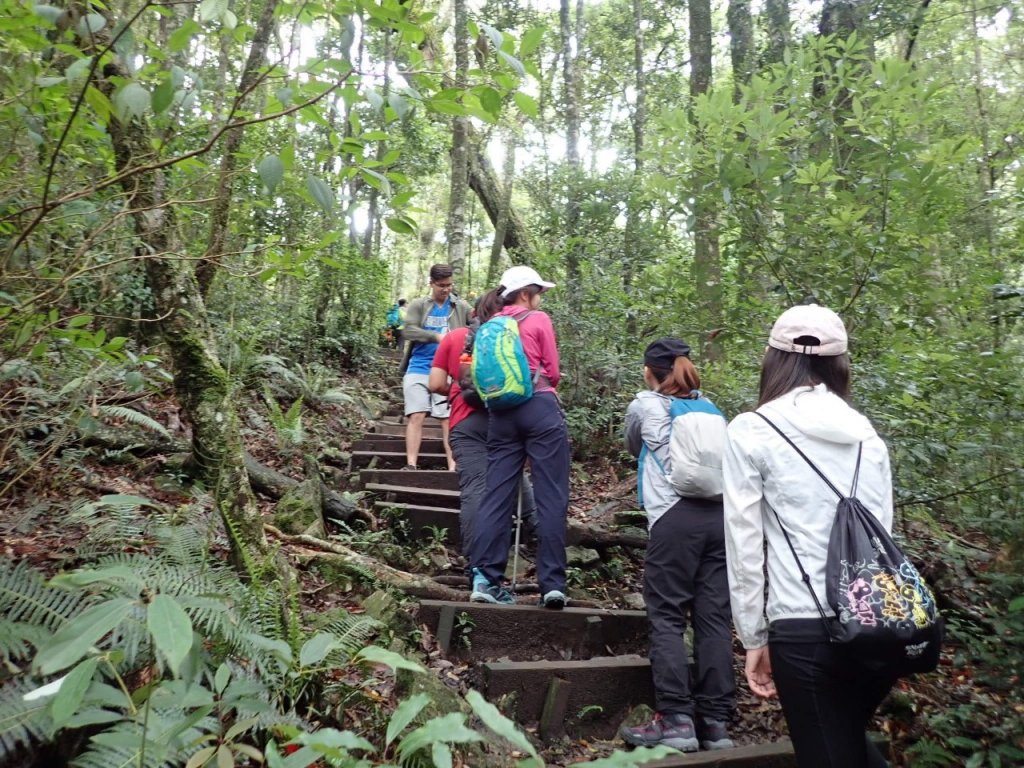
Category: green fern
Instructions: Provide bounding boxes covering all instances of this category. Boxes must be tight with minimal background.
[0,676,52,760]
[0,559,95,635]
[95,405,170,438]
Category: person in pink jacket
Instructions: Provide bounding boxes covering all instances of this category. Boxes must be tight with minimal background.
[467,266,571,608]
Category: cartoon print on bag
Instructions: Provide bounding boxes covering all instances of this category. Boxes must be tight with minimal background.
[897,560,937,628]
[846,577,877,626]
[873,572,909,621]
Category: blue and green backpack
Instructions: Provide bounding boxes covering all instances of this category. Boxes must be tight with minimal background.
[470,311,539,410]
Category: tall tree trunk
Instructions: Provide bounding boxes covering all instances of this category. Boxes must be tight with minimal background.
[689,0,722,358]
[560,0,581,290]
[487,126,518,286]
[727,0,753,101]
[363,32,392,261]
[763,0,790,67]
[64,4,270,568]
[467,125,536,263]
[969,0,998,284]
[446,0,470,279]
[623,0,646,292]
[197,0,280,298]
[81,30,269,567]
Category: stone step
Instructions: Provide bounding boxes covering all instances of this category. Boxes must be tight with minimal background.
[483,655,654,741]
[375,503,460,543]
[351,451,448,469]
[351,436,446,454]
[418,601,648,662]
[360,468,460,492]
[370,423,444,438]
[364,483,460,509]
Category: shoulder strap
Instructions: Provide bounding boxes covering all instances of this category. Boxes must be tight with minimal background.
[515,310,537,324]
[753,411,865,637]
[755,412,862,498]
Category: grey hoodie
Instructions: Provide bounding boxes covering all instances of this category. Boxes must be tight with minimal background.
[723,384,893,649]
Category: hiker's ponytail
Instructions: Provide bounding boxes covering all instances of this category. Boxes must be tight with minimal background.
[649,356,702,398]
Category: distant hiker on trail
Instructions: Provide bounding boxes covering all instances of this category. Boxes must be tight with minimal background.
[399,265,471,471]
[723,304,897,768]
[385,298,407,350]
[467,266,570,609]
[427,288,539,559]
[621,338,736,753]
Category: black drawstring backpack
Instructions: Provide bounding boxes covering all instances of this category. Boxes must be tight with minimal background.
[757,413,944,677]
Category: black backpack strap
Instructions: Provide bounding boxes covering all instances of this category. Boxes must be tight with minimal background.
[514,310,546,385]
[767,504,834,635]
[755,412,863,499]
[754,411,867,638]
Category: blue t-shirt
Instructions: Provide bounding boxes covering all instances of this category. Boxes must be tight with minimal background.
[407,299,451,374]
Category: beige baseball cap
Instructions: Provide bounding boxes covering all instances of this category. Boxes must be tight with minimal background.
[768,304,848,356]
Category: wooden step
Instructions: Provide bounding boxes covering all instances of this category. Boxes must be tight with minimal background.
[374,503,460,543]
[364,483,460,508]
[351,437,446,454]
[360,468,460,492]
[370,423,444,438]
[351,451,448,469]
[483,655,654,740]
[418,601,648,662]
[636,739,796,767]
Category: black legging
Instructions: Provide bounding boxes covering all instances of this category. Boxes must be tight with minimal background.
[770,620,896,768]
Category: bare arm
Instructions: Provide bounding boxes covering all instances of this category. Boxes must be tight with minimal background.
[428,366,450,395]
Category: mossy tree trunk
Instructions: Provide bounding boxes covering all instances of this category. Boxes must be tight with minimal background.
[77,8,269,567]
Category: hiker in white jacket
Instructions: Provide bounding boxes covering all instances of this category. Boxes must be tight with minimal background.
[723,304,897,768]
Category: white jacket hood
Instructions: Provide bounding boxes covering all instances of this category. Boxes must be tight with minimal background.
[762,384,875,445]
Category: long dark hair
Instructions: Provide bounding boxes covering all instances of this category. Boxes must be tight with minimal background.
[757,347,851,407]
[474,288,503,323]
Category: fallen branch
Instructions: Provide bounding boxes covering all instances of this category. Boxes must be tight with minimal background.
[80,428,364,524]
[267,524,465,601]
[567,520,647,550]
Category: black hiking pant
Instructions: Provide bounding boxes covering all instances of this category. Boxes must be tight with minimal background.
[644,497,735,720]
[770,619,897,768]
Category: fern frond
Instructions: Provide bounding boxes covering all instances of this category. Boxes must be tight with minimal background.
[95,406,170,438]
[0,677,53,762]
[69,711,205,768]
[319,614,384,662]
[0,619,48,665]
[0,559,94,634]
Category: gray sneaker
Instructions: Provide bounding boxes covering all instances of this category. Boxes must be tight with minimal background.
[620,712,699,752]
[697,717,735,750]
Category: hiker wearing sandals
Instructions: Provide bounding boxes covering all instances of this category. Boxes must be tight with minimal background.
[467,266,571,609]
[427,288,539,561]
[621,338,737,753]
[723,304,898,768]
[398,264,471,471]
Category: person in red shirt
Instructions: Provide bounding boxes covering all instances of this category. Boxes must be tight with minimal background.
[429,289,537,560]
